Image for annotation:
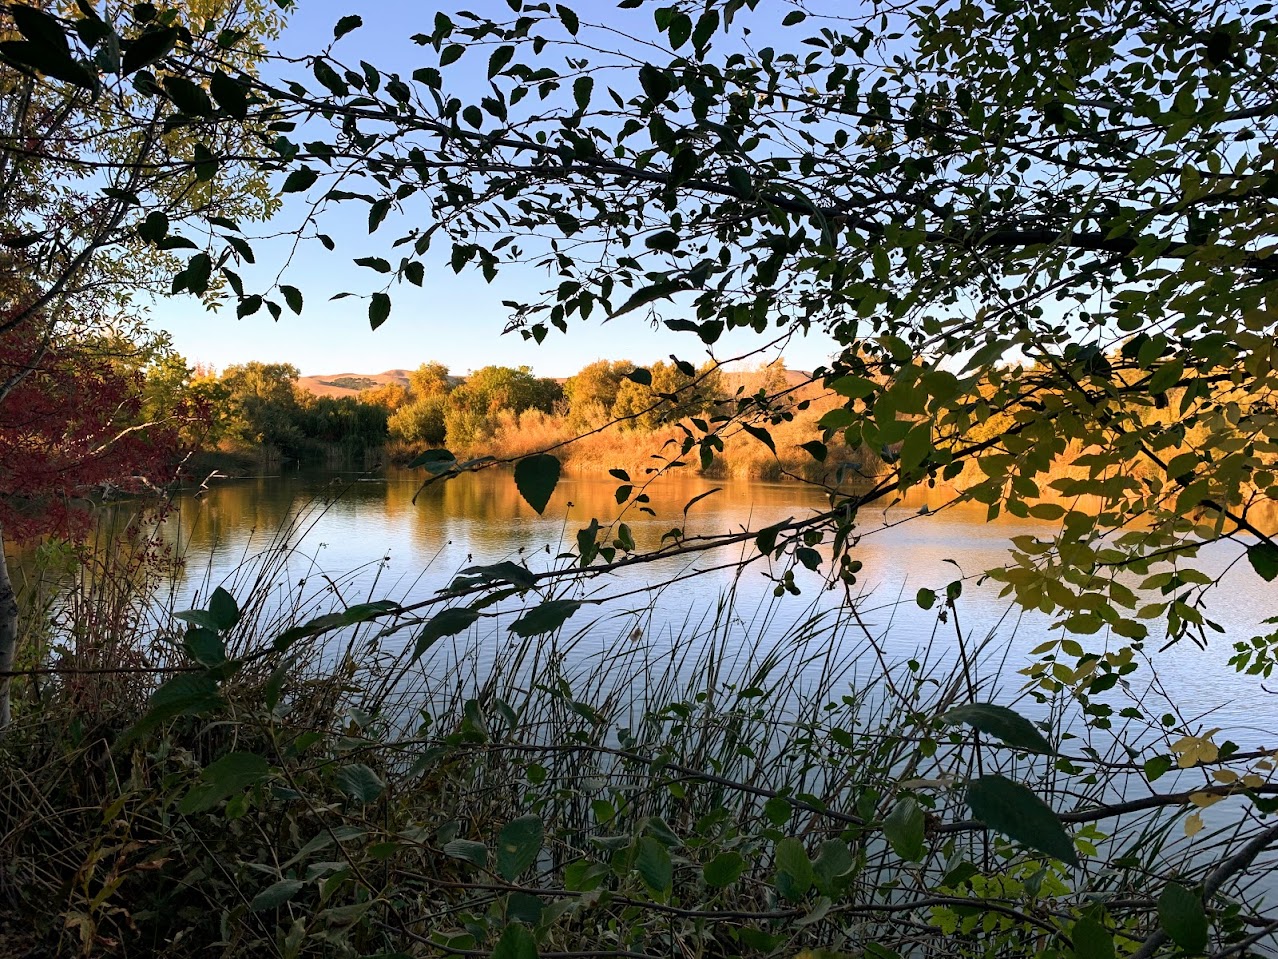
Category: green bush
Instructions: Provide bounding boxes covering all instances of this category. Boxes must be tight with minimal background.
[388,394,449,445]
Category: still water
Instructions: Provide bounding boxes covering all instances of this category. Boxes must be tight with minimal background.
[157,467,1276,746]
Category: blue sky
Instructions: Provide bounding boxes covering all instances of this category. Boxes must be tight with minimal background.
[149,0,842,378]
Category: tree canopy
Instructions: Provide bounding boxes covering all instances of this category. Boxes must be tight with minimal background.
[5,0,1277,637]
[265,0,1278,642]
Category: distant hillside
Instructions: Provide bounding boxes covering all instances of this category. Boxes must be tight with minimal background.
[297,369,410,398]
[297,366,813,400]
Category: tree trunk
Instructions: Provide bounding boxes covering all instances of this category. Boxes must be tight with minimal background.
[0,524,17,731]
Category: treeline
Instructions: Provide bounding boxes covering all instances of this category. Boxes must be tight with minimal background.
[381,359,725,447]
[139,352,799,474]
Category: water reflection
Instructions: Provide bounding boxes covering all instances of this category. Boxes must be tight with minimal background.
[141,468,1276,744]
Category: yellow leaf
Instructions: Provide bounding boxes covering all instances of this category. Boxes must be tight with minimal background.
[1242,774,1265,789]
[1170,734,1220,768]
[1189,791,1226,808]
[1185,813,1204,837]
[1211,769,1239,784]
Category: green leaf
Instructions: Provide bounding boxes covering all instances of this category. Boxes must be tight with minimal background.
[883,797,925,861]
[280,286,303,315]
[1247,542,1278,582]
[774,837,814,901]
[692,9,719,50]
[492,923,537,959]
[742,424,776,454]
[182,627,225,668]
[635,836,673,895]
[496,815,544,881]
[507,891,544,924]
[610,279,686,318]
[369,292,391,330]
[192,143,217,182]
[368,198,391,233]
[180,252,213,296]
[702,851,745,887]
[1144,755,1173,782]
[209,71,247,119]
[667,12,692,48]
[509,600,581,638]
[413,606,479,661]
[282,167,318,193]
[208,587,240,631]
[179,752,270,814]
[556,4,580,35]
[250,879,304,912]
[442,838,487,868]
[137,211,169,243]
[756,522,784,556]
[333,14,362,39]
[1148,359,1184,395]
[163,75,212,116]
[312,59,348,96]
[916,588,937,610]
[272,612,346,652]
[121,27,177,75]
[831,375,877,398]
[456,561,536,590]
[264,656,291,712]
[783,11,807,25]
[339,600,398,625]
[573,74,592,111]
[0,39,94,88]
[514,454,561,514]
[12,6,68,55]
[965,775,1078,866]
[488,45,514,78]
[726,165,752,195]
[645,230,680,252]
[942,703,1054,755]
[1159,883,1208,952]
[334,763,384,803]
[638,63,671,105]
[682,487,721,517]
[899,424,932,472]
[174,607,222,631]
[236,295,262,319]
[1072,916,1115,959]
[623,367,652,386]
[799,440,827,462]
[812,840,854,896]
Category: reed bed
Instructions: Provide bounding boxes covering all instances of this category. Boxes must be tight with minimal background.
[0,493,1274,958]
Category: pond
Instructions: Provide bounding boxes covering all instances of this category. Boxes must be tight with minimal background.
[145,466,1275,744]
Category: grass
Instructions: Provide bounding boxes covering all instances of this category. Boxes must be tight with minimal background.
[435,384,888,484]
[1,492,1276,958]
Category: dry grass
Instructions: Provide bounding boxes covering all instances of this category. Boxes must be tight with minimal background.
[442,384,888,484]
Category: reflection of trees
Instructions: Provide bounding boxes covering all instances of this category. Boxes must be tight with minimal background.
[165,474,394,558]
[108,472,1278,636]
[385,469,834,560]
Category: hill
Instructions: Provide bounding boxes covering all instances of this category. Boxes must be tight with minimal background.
[297,366,812,400]
[297,369,411,398]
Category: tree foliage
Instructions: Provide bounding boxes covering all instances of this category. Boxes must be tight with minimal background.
[219,0,1275,642]
[8,0,1275,644]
